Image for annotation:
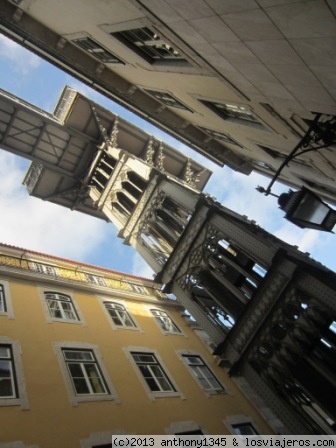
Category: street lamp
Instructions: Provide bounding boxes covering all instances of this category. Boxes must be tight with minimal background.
[278,187,336,232]
[256,113,336,231]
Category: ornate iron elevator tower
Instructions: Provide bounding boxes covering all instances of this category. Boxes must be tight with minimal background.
[0,86,335,435]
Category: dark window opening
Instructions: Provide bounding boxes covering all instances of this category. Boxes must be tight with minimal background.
[232,423,258,435]
[205,237,267,300]
[200,127,242,147]
[111,27,188,65]
[200,100,263,127]
[145,89,191,111]
[116,191,135,215]
[127,171,147,191]
[0,284,7,313]
[131,352,176,392]
[0,345,18,398]
[122,181,142,200]
[73,37,123,64]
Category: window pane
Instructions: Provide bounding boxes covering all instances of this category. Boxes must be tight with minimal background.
[64,349,108,396]
[109,309,123,326]
[0,347,10,358]
[64,351,93,361]
[156,376,172,391]
[139,365,160,391]
[233,424,258,435]
[133,354,155,364]
[45,292,78,321]
[205,375,221,390]
[68,363,90,394]
[143,376,160,391]
[183,355,222,391]
[85,364,106,393]
[133,352,175,393]
[185,356,203,365]
[0,285,6,313]
[121,312,134,327]
[113,28,187,63]
[0,378,14,397]
[151,310,180,333]
[198,366,222,390]
[198,377,210,389]
[68,362,85,377]
[61,302,77,320]
[47,300,62,318]
[0,360,11,378]
[106,302,135,327]
[73,377,90,394]
[0,360,14,397]
[150,365,173,391]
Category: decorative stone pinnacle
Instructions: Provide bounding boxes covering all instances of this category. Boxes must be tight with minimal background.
[144,136,155,165]
[110,117,119,148]
[156,141,165,172]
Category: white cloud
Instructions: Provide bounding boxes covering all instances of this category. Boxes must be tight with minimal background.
[0,42,334,276]
[131,253,155,279]
[0,35,40,75]
[200,162,336,271]
[207,167,280,228]
[0,152,109,260]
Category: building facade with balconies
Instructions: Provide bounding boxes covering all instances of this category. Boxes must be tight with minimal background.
[0,242,275,447]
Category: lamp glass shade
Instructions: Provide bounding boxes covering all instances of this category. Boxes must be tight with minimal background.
[292,195,331,225]
[278,187,336,231]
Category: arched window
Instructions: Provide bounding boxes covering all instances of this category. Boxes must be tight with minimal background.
[44,292,79,321]
[151,309,181,333]
[104,302,136,328]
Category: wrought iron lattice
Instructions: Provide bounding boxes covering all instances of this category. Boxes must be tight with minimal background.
[248,286,334,434]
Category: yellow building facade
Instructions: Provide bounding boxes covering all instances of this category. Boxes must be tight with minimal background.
[0,243,273,447]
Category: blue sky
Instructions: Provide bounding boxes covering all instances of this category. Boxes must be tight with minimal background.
[0,34,335,277]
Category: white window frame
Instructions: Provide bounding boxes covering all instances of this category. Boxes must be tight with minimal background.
[72,35,124,65]
[100,299,141,331]
[0,337,29,409]
[124,347,183,400]
[179,351,225,395]
[224,416,261,435]
[45,292,79,321]
[28,261,57,276]
[85,273,106,287]
[54,342,119,406]
[101,20,187,65]
[63,349,109,396]
[150,309,182,335]
[130,284,147,295]
[0,280,14,319]
[0,345,17,399]
[99,19,199,74]
[199,99,264,129]
[144,89,192,111]
[39,289,85,325]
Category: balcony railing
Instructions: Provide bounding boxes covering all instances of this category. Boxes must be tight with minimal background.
[0,253,148,295]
